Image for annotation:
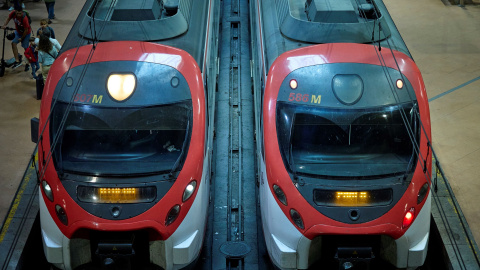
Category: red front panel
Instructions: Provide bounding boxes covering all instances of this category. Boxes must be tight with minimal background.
[38,41,206,239]
[263,43,431,240]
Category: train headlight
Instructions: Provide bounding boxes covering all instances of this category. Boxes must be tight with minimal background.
[107,73,136,101]
[417,182,429,204]
[55,205,68,226]
[402,207,415,229]
[165,205,181,226]
[272,184,287,206]
[290,208,304,230]
[42,180,54,202]
[182,180,197,202]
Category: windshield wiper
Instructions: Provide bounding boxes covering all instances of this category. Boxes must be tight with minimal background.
[403,151,415,181]
[61,169,175,179]
[289,143,299,185]
[170,119,190,176]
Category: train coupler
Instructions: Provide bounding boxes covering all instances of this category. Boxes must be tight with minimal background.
[95,239,135,269]
[335,247,375,270]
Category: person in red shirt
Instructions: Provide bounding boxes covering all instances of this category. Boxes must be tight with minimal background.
[1,5,32,68]
[24,37,39,79]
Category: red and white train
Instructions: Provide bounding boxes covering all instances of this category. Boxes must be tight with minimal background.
[250,0,432,269]
[31,0,219,269]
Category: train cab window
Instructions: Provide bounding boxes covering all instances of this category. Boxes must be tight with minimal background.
[50,101,192,176]
[276,102,419,179]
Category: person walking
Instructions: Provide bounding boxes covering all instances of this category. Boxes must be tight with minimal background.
[1,4,31,69]
[44,0,55,23]
[37,34,58,80]
[24,37,39,79]
[7,0,24,11]
[36,19,55,39]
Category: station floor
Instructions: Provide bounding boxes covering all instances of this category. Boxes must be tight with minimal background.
[0,0,479,254]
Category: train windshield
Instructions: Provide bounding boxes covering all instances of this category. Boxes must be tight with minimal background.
[50,101,192,176]
[276,102,419,178]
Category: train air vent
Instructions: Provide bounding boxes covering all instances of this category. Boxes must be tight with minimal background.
[111,0,162,21]
[305,0,357,23]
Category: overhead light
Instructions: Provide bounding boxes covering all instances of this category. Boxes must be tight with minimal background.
[396,79,404,89]
[107,73,136,101]
[290,79,298,90]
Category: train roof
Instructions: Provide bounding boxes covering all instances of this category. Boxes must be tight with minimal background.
[259,0,412,71]
[60,0,209,69]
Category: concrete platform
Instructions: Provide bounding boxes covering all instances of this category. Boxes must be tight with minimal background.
[383,0,480,246]
[0,0,85,225]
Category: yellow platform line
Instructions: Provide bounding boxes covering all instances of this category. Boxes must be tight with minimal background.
[0,153,38,243]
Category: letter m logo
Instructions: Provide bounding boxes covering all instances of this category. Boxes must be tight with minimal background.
[92,95,103,104]
[311,95,321,104]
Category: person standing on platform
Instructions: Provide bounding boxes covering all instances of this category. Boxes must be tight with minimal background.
[34,28,60,51]
[44,0,55,24]
[1,4,31,69]
[37,34,58,80]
